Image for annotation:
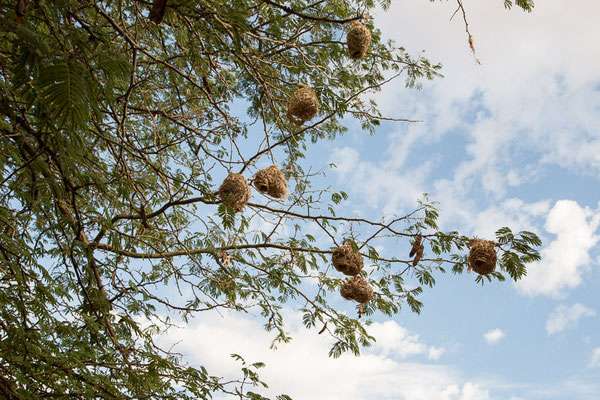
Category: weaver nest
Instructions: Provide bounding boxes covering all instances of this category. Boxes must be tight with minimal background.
[332,242,363,276]
[340,275,373,304]
[468,239,497,275]
[253,165,288,199]
[347,21,371,60]
[218,173,250,213]
[287,85,319,126]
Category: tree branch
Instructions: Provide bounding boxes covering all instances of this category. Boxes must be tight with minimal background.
[261,0,361,24]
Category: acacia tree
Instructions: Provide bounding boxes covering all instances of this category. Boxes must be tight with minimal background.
[0,0,539,398]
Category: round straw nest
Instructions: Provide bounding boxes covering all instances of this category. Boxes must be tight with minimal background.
[332,242,363,276]
[347,21,371,60]
[287,85,319,126]
[253,165,288,199]
[468,239,497,275]
[340,275,373,304]
[218,173,250,213]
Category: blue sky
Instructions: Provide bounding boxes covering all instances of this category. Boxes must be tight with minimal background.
[157,1,600,398]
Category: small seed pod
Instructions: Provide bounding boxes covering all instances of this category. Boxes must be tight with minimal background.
[148,0,167,23]
[409,234,422,257]
[287,85,319,126]
[347,21,371,60]
[340,275,373,304]
[16,0,31,17]
[412,244,424,266]
[468,239,497,275]
[332,242,363,276]
[253,165,288,199]
[218,173,250,213]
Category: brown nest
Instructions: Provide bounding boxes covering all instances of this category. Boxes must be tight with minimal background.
[287,85,319,126]
[253,165,288,199]
[340,275,373,304]
[332,242,363,276]
[468,239,497,275]
[218,173,250,212]
[347,21,371,60]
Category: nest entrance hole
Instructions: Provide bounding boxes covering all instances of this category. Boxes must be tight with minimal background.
[332,242,363,276]
[253,165,288,199]
[340,275,373,304]
[468,239,497,275]
[347,21,371,60]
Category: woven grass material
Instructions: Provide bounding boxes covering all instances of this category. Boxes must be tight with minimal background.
[347,21,371,60]
[287,85,319,126]
[218,173,250,212]
[332,242,363,276]
[252,165,288,199]
[340,275,373,303]
[468,239,497,275]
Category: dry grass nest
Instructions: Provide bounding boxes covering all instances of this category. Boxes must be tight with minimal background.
[468,239,497,275]
[332,242,363,276]
[347,21,371,60]
[218,173,250,212]
[287,85,319,126]
[253,165,288,199]
[340,275,373,304]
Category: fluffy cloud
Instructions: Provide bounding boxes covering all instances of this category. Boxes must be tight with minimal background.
[344,0,600,245]
[156,310,495,400]
[368,320,427,358]
[545,303,597,335]
[546,303,596,335]
[329,146,429,214]
[428,346,445,361]
[517,200,600,298]
[484,328,505,345]
[373,0,600,181]
[331,0,600,258]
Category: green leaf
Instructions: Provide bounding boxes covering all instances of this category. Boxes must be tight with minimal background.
[37,59,91,129]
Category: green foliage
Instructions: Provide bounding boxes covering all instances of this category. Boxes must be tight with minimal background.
[0,0,539,399]
[504,0,535,12]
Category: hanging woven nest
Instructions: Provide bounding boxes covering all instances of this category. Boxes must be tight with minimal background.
[218,173,250,212]
[332,242,363,276]
[340,275,373,303]
[468,239,497,275]
[287,85,319,126]
[253,165,288,199]
[347,21,371,60]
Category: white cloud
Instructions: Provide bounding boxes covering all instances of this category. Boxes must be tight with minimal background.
[546,303,596,335]
[374,0,600,179]
[428,346,445,361]
[368,320,427,358]
[484,328,505,345]
[349,0,600,239]
[590,347,600,368]
[450,197,550,240]
[330,147,360,178]
[545,303,597,335]
[459,382,494,400]
[156,310,499,400]
[517,200,600,298]
[329,146,429,214]
[330,0,600,267]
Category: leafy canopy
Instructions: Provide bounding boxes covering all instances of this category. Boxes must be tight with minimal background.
[0,0,536,398]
